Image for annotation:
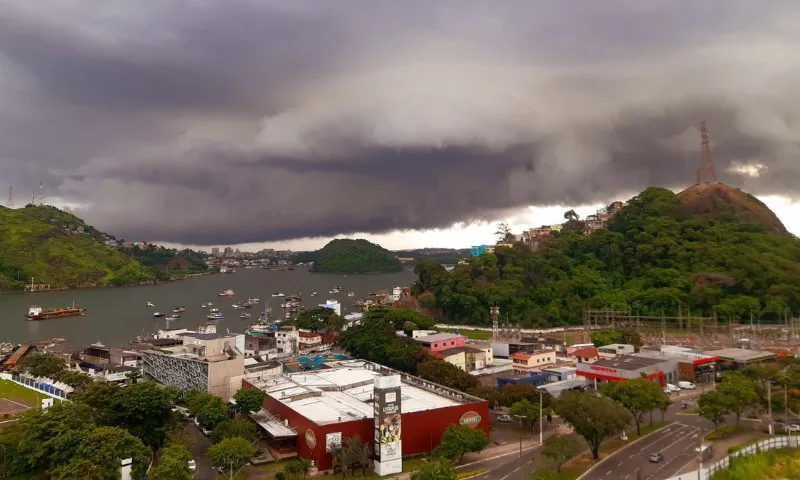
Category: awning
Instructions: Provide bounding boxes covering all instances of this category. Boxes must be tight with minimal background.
[251,409,297,439]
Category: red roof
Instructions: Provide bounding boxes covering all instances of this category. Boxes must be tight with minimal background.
[570,347,598,358]
[511,353,533,361]
[299,332,321,338]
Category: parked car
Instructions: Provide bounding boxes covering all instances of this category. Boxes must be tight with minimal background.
[649,452,664,463]
[678,381,696,390]
[188,460,196,472]
[665,384,681,393]
[497,414,513,423]
[788,424,800,432]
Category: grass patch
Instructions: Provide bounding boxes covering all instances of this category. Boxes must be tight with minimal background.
[705,425,744,441]
[679,408,700,415]
[0,379,51,407]
[457,468,487,479]
[440,328,493,340]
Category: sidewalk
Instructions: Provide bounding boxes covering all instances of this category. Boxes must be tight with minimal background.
[672,429,763,475]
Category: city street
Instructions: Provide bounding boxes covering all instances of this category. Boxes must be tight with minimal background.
[188,424,216,480]
[463,391,718,480]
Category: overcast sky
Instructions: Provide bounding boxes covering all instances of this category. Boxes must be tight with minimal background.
[2,1,800,250]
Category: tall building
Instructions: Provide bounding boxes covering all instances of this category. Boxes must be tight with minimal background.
[141,330,245,400]
[211,247,220,256]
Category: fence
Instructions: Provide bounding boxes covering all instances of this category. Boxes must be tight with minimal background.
[0,372,72,400]
[666,435,800,480]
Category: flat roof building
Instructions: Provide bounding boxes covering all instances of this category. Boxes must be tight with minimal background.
[576,355,674,387]
[704,348,777,366]
[243,360,489,471]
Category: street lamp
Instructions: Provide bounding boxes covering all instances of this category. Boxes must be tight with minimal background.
[538,390,544,445]
[512,414,527,459]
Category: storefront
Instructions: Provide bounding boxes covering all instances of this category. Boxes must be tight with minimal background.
[576,355,676,388]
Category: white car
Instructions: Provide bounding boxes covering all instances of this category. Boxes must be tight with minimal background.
[788,424,800,432]
[188,460,196,472]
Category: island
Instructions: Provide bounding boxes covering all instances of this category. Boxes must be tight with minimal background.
[295,239,404,274]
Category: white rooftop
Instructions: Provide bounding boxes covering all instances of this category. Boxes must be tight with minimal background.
[251,364,462,425]
[415,333,463,343]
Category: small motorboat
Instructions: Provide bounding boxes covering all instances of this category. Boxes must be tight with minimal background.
[247,298,260,304]
[201,302,214,308]
[310,292,318,297]
[147,302,155,308]
[328,289,339,294]
[207,312,224,320]
[232,302,242,309]
[218,289,234,297]
[209,308,220,313]
[153,312,165,318]
[240,312,252,320]
[347,292,355,297]
[166,314,180,321]
[173,306,186,313]
[272,292,285,297]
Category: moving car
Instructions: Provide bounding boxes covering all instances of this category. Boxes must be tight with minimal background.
[188,460,196,472]
[649,452,664,463]
[497,414,513,423]
[678,381,696,390]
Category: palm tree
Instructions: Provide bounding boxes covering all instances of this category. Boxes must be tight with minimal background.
[346,436,372,476]
[330,445,356,478]
[297,458,312,478]
[284,461,302,479]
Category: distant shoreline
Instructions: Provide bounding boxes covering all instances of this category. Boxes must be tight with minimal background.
[0,271,217,295]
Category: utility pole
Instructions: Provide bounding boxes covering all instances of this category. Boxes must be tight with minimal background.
[697,425,704,480]
[768,380,773,435]
[539,390,544,444]
[513,414,527,466]
[6,186,12,209]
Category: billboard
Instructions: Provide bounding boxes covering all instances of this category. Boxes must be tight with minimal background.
[326,432,342,452]
[373,375,402,475]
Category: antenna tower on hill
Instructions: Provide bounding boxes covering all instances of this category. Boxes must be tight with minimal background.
[696,121,718,184]
[6,187,12,208]
[38,182,44,205]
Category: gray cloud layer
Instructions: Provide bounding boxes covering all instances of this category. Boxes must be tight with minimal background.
[1,1,799,244]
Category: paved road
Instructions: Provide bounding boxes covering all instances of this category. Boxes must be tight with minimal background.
[582,422,703,480]
[468,391,715,480]
[188,424,215,480]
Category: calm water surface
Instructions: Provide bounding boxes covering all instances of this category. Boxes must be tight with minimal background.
[0,267,416,345]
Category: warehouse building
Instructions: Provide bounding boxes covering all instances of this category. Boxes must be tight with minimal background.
[576,355,676,388]
[243,360,489,472]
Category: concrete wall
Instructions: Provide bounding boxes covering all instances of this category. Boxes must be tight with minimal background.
[208,356,245,401]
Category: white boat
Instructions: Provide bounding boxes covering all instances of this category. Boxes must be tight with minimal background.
[328,289,340,294]
[209,308,220,313]
[347,292,355,297]
[232,303,242,309]
[247,298,260,304]
[153,312,165,318]
[173,306,186,313]
[207,313,224,320]
[218,289,234,297]
[310,292,318,297]
[166,314,180,321]
[240,312,252,319]
[147,302,155,307]
[272,292,284,297]
[201,302,214,308]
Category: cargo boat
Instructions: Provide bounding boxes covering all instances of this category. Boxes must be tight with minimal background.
[24,304,87,321]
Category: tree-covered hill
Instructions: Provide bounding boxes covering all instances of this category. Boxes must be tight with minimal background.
[297,239,403,274]
[0,205,154,290]
[413,186,800,326]
[393,248,470,264]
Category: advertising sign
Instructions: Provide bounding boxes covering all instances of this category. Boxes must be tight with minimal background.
[305,429,317,450]
[374,375,402,474]
[326,432,342,452]
[590,365,619,376]
[459,411,481,428]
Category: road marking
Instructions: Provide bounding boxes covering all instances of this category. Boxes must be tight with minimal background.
[606,470,613,476]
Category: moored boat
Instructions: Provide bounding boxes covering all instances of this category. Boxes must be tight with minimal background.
[166,314,181,321]
[24,304,87,321]
[173,306,186,313]
[272,291,284,297]
[153,312,165,318]
[207,312,224,320]
[201,302,214,308]
[147,302,155,307]
[218,289,234,297]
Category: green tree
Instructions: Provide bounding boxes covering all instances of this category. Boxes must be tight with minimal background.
[467,385,502,408]
[716,374,759,426]
[233,388,267,416]
[16,353,66,377]
[344,436,372,476]
[541,434,583,472]
[149,444,193,480]
[213,420,258,443]
[49,426,151,480]
[185,390,216,416]
[410,459,458,480]
[296,307,334,333]
[433,425,490,461]
[417,359,479,392]
[197,397,229,430]
[207,436,256,480]
[697,390,730,429]
[510,399,541,432]
[555,390,629,459]
[603,378,666,436]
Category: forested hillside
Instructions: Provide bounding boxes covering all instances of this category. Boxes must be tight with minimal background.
[296,239,403,274]
[0,205,153,290]
[413,187,800,326]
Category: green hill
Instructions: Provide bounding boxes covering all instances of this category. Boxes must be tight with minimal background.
[678,182,789,235]
[298,239,403,274]
[0,205,154,290]
[414,186,800,326]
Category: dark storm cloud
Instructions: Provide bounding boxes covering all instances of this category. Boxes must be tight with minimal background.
[2,1,800,245]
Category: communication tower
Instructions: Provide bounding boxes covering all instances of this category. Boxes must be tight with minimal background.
[696,121,718,184]
[6,187,12,208]
[491,306,500,341]
[38,182,44,205]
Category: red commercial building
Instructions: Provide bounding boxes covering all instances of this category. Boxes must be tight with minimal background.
[243,360,489,471]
